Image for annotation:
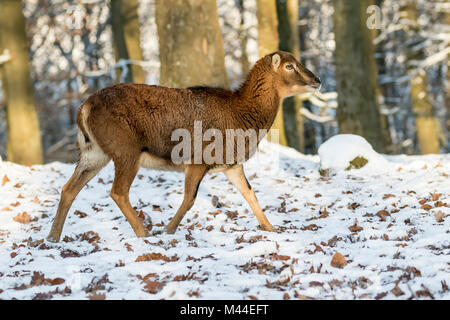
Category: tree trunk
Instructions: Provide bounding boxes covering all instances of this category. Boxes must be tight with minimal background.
[111,0,145,83]
[277,0,304,152]
[372,0,393,152]
[155,0,228,89]
[441,5,450,145]
[0,0,43,165]
[333,0,385,152]
[237,0,250,77]
[401,2,440,154]
[257,0,287,146]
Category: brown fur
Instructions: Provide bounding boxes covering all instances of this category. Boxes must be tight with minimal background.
[47,51,320,242]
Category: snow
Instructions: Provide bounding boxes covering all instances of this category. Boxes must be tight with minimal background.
[0,141,449,300]
[318,134,389,172]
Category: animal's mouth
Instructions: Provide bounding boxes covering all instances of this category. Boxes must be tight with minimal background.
[306,83,321,92]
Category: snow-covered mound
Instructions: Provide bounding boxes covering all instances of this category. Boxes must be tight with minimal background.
[318,134,389,173]
[0,142,449,300]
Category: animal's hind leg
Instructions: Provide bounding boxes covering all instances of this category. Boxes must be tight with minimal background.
[110,157,148,238]
[165,165,208,234]
[47,162,105,242]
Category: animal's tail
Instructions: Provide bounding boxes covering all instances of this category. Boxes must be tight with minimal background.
[76,102,93,151]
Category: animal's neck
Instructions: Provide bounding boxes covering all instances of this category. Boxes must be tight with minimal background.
[236,60,281,130]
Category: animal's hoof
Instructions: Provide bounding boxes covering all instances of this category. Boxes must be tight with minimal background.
[150,229,164,236]
[261,225,275,232]
[46,234,60,243]
[164,227,176,234]
[136,230,150,238]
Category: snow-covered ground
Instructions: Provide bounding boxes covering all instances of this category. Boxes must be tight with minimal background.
[0,141,448,300]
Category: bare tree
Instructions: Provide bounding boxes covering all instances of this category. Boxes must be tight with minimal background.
[111,0,145,83]
[401,2,440,154]
[0,0,43,164]
[155,0,228,89]
[333,0,386,152]
[257,0,287,146]
[277,0,304,151]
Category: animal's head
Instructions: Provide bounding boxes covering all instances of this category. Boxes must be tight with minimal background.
[268,51,321,98]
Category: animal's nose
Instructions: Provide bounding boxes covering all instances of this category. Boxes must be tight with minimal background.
[314,77,321,85]
[311,76,321,89]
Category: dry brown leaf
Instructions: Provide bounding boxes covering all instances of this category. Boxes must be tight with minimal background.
[434,210,444,223]
[135,252,179,262]
[330,252,347,268]
[376,210,390,221]
[1,175,10,186]
[302,224,321,231]
[143,281,164,294]
[48,278,65,286]
[420,204,433,211]
[347,202,360,210]
[431,193,442,201]
[392,284,404,297]
[13,212,34,224]
[349,219,363,233]
[88,293,106,300]
[74,210,87,218]
[375,292,388,300]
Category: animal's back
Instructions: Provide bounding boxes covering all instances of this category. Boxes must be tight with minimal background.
[78,83,234,163]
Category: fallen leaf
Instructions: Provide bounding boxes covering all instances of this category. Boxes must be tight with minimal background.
[13,212,35,224]
[136,253,179,262]
[375,292,388,300]
[376,210,390,221]
[1,175,10,186]
[211,195,222,208]
[48,278,65,286]
[330,252,347,268]
[392,284,404,297]
[143,281,164,294]
[74,210,87,218]
[88,293,106,300]
[347,203,360,210]
[348,219,363,232]
[302,224,321,231]
[434,211,444,223]
[420,204,433,211]
[431,193,442,201]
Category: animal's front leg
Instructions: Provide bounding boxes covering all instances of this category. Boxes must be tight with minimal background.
[224,165,275,232]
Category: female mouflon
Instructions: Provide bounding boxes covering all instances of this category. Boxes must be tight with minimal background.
[47,51,321,242]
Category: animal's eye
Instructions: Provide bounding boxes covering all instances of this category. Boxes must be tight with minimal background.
[285,64,294,71]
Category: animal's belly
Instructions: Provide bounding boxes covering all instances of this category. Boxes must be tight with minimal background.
[139,153,238,174]
[139,153,184,172]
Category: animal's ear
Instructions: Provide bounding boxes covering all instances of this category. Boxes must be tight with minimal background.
[271,54,281,69]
